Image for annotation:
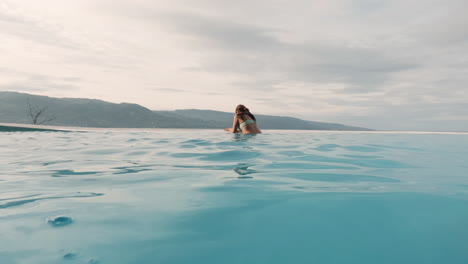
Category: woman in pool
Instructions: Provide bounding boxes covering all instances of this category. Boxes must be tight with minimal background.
[224,104,262,134]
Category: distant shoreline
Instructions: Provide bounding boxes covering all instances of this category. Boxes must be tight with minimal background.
[1,123,467,134]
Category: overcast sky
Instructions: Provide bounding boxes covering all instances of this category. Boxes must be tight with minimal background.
[1,0,467,131]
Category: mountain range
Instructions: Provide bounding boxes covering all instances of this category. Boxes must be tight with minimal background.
[0,91,372,130]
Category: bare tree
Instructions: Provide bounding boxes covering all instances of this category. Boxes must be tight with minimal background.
[27,100,56,125]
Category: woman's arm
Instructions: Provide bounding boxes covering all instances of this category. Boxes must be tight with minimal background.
[224,114,240,133]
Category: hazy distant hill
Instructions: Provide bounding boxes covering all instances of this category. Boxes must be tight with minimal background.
[0,91,372,130]
[169,109,371,130]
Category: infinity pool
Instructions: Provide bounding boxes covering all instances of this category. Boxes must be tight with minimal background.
[1,130,468,264]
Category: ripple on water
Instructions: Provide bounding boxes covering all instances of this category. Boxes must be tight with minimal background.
[296,154,410,169]
[313,144,341,152]
[126,151,149,156]
[180,144,197,148]
[59,251,99,263]
[41,160,73,166]
[200,150,261,161]
[272,172,400,183]
[63,252,78,259]
[313,144,383,153]
[277,151,305,156]
[171,152,204,158]
[264,162,358,170]
[181,139,211,146]
[174,164,236,171]
[82,148,122,155]
[233,164,259,176]
[0,194,42,202]
[51,169,101,177]
[366,143,424,151]
[0,192,103,209]
[343,146,381,152]
[171,150,260,161]
[112,165,153,175]
[340,154,384,159]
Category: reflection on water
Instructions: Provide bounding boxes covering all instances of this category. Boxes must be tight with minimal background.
[231,133,257,142]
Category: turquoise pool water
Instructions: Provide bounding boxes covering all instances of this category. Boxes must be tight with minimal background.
[1,130,468,264]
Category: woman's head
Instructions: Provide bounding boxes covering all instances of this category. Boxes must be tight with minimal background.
[236,104,249,113]
[235,104,256,121]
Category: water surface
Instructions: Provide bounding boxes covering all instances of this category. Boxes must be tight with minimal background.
[1,130,468,264]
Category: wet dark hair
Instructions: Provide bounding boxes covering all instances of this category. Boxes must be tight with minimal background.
[235,104,256,121]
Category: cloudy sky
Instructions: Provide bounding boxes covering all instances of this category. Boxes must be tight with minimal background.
[1,0,467,131]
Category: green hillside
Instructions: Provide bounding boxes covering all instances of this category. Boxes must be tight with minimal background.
[0,91,372,130]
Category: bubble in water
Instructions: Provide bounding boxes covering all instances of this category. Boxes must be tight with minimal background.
[47,216,74,227]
